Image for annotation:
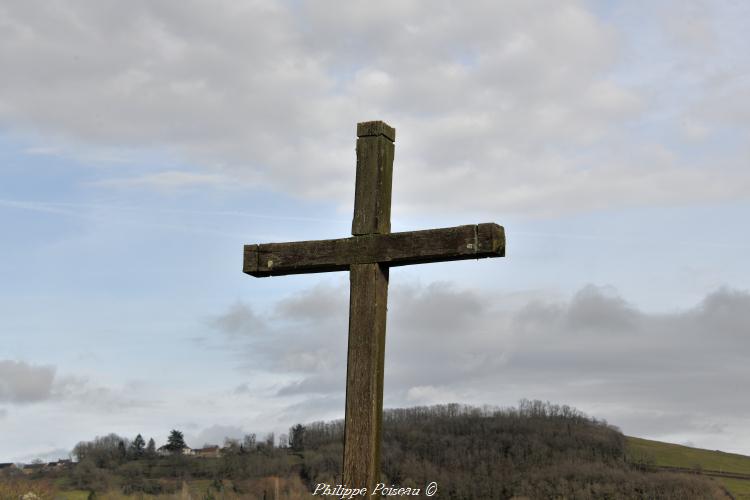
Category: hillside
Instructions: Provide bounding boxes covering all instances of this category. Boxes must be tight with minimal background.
[627,436,750,499]
[1,401,743,499]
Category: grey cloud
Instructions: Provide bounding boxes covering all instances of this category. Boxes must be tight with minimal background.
[52,375,159,412]
[274,284,348,323]
[213,282,750,442]
[1,2,747,215]
[276,371,344,397]
[0,360,150,411]
[691,287,750,338]
[187,424,246,449]
[564,285,640,332]
[212,302,266,337]
[233,383,251,395]
[611,411,726,439]
[0,360,55,403]
[390,282,486,337]
[277,394,346,428]
[214,285,349,376]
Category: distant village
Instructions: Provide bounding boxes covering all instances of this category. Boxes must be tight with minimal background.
[0,459,72,475]
[0,444,228,474]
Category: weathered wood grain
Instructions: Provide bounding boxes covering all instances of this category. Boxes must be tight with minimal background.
[243,223,505,277]
[356,120,396,141]
[352,123,394,235]
[343,121,395,492]
[343,262,388,491]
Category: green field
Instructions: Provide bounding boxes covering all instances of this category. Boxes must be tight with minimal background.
[718,478,750,499]
[627,436,750,474]
[52,480,225,500]
[627,436,750,499]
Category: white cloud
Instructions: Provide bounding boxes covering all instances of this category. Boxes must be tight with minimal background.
[1,1,747,214]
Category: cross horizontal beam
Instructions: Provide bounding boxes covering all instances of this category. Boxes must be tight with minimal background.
[244,223,504,277]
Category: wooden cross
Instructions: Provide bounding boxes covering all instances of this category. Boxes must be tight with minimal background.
[243,121,505,490]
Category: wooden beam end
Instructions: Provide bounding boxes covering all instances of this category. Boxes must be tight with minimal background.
[243,244,266,277]
[357,121,395,142]
[476,223,506,257]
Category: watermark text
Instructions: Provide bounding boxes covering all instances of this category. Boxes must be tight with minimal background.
[312,482,438,497]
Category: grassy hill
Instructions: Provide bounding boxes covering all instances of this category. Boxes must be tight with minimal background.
[627,436,750,498]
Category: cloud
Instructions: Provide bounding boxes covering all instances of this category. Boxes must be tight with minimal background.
[211,282,750,444]
[564,285,641,332]
[187,424,246,448]
[0,360,56,403]
[1,1,747,215]
[52,375,159,412]
[91,170,230,191]
[213,284,349,376]
[233,383,251,395]
[277,394,345,427]
[0,360,155,413]
[212,302,267,338]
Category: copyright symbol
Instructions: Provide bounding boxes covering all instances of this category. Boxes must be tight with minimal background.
[425,482,438,496]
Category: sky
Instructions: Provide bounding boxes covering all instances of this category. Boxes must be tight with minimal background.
[1,0,749,463]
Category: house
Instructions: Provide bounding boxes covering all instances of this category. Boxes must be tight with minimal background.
[156,445,194,456]
[46,460,72,469]
[192,446,221,458]
[21,463,46,475]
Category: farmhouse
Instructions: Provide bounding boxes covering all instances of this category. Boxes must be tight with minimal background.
[21,463,45,475]
[46,459,72,469]
[156,445,200,456]
[193,446,221,458]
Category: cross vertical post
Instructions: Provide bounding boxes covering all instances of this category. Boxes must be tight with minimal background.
[343,121,395,489]
[242,120,505,492]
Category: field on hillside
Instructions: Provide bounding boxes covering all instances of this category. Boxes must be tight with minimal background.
[628,436,750,474]
[627,436,750,499]
[2,477,310,500]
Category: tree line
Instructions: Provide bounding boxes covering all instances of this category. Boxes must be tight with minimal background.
[10,400,729,499]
